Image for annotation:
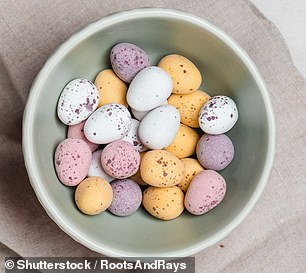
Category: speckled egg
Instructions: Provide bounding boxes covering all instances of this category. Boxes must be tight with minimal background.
[75,177,113,215]
[57,78,99,125]
[110,42,150,83]
[54,138,92,186]
[130,152,148,186]
[165,123,200,158]
[101,140,140,179]
[127,66,172,111]
[84,103,131,144]
[108,179,142,216]
[138,105,180,150]
[140,150,185,187]
[88,150,114,182]
[196,134,234,171]
[168,90,211,128]
[158,54,202,94]
[122,119,147,152]
[67,120,99,152]
[185,170,226,215]
[143,186,184,220]
[94,69,128,107]
[199,95,238,134]
[131,100,168,121]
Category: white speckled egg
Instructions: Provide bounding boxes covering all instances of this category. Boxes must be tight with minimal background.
[88,150,114,182]
[131,100,168,121]
[138,105,180,149]
[84,103,131,144]
[122,119,147,152]
[199,95,238,134]
[57,78,99,125]
[127,66,172,111]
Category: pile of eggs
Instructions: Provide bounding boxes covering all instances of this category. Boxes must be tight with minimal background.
[54,42,238,220]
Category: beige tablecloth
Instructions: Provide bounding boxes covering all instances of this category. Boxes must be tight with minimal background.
[0,0,306,272]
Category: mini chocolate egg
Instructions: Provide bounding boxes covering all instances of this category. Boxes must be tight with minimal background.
[67,120,99,152]
[165,123,200,158]
[131,100,168,121]
[122,119,147,152]
[75,176,113,215]
[158,54,202,94]
[88,150,114,182]
[94,69,128,107]
[110,42,150,83]
[108,179,142,216]
[168,90,211,128]
[177,158,204,192]
[127,66,172,111]
[54,138,92,186]
[84,103,131,144]
[196,134,234,171]
[199,95,238,134]
[101,140,140,179]
[138,105,180,150]
[57,78,99,125]
[140,150,184,187]
[143,186,184,220]
[130,152,148,186]
[185,170,226,215]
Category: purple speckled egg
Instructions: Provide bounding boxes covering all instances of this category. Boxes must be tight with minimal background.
[67,120,99,152]
[54,138,92,186]
[185,170,226,215]
[196,134,234,171]
[101,140,140,179]
[108,179,142,216]
[110,42,150,83]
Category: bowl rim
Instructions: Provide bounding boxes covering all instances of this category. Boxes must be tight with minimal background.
[22,7,276,257]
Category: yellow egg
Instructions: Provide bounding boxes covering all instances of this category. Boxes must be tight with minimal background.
[158,54,202,94]
[168,90,211,128]
[165,123,200,158]
[140,150,185,187]
[75,176,113,215]
[94,69,128,107]
[143,186,184,220]
[131,152,148,186]
[177,158,204,192]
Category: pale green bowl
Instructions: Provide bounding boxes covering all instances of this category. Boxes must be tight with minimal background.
[23,8,275,257]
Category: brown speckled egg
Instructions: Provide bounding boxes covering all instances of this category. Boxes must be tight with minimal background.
[168,90,211,128]
[75,176,113,215]
[140,150,185,187]
[165,123,200,158]
[131,152,148,186]
[143,186,184,220]
[158,54,202,94]
[177,158,204,192]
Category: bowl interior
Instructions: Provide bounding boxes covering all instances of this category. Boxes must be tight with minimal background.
[24,10,273,256]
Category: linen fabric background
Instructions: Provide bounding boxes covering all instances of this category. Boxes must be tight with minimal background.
[0,0,305,272]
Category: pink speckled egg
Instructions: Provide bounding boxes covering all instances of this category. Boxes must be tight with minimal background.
[184,170,226,215]
[67,120,99,152]
[54,138,92,186]
[101,140,140,179]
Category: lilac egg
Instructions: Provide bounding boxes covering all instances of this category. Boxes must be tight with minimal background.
[110,43,150,83]
[196,134,234,171]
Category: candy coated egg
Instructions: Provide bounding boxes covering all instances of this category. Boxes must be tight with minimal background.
[138,105,180,150]
[101,140,140,179]
[127,66,172,111]
[84,103,131,144]
[131,100,168,121]
[185,170,226,215]
[110,42,150,83]
[88,150,113,182]
[75,177,113,215]
[108,179,142,216]
[143,186,184,220]
[57,78,99,125]
[122,119,147,152]
[54,138,92,186]
[158,54,202,94]
[94,69,128,107]
[199,95,238,134]
[130,152,148,186]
